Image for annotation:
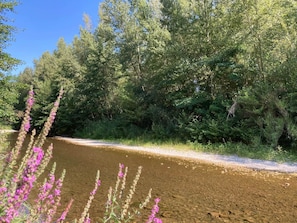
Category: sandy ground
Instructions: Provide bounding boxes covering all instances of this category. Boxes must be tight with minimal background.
[54,136,297,173]
[2,129,297,172]
[3,131,297,222]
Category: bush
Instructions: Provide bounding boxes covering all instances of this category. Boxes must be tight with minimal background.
[75,118,146,140]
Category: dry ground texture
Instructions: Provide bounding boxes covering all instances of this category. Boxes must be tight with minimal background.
[51,137,297,223]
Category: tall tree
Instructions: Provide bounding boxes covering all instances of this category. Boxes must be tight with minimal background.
[0,75,19,125]
[51,38,83,134]
[99,0,171,126]
[75,13,121,121]
[30,51,59,130]
[0,0,20,126]
[0,0,20,74]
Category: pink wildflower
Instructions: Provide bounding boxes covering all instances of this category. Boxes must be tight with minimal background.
[0,186,7,194]
[90,180,101,196]
[50,112,56,122]
[118,163,124,178]
[26,90,34,107]
[57,199,74,222]
[147,198,162,223]
[24,119,30,132]
[84,216,91,223]
[154,218,162,223]
[97,179,101,186]
[2,149,43,221]
[54,188,61,196]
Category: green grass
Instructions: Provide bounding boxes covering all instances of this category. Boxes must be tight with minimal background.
[0,124,13,130]
[75,120,297,163]
[197,142,297,163]
[77,134,297,163]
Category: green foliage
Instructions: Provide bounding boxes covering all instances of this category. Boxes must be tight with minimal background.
[0,89,161,222]
[75,118,145,139]
[175,94,256,144]
[0,75,19,126]
[0,0,21,127]
[0,0,20,73]
[12,0,297,152]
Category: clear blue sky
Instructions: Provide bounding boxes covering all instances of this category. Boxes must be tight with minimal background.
[6,0,102,75]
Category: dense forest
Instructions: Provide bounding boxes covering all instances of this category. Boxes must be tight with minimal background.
[2,0,297,151]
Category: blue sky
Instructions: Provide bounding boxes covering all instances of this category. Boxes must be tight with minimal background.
[5,0,102,75]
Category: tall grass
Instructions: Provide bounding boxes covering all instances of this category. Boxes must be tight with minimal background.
[0,88,162,222]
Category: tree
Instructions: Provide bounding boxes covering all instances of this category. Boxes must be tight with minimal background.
[99,0,171,128]
[0,0,20,126]
[0,75,19,125]
[75,13,121,121]
[29,51,59,131]
[0,0,20,74]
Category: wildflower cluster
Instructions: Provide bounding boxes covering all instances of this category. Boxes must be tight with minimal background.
[147,198,162,223]
[0,88,66,222]
[0,88,162,222]
[103,164,162,222]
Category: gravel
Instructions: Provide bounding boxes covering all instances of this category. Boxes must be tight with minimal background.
[55,137,297,173]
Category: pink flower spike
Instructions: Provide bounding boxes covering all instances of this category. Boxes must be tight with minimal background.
[26,89,35,108]
[27,97,34,107]
[147,197,162,223]
[118,163,124,178]
[57,199,74,222]
[118,172,124,178]
[97,179,101,186]
[29,89,34,96]
[54,189,61,196]
[33,147,42,153]
[84,217,91,223]
[154,218,162,223]
[24,120,30,132]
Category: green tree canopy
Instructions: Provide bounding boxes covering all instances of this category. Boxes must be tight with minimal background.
[0,0,20,74]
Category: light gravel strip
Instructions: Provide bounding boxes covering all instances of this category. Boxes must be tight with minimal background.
[55,137,297,173]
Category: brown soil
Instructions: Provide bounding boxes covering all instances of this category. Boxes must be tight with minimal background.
[40,137,297,223]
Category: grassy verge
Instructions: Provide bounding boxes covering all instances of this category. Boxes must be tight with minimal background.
[74,132,297,163]
[74,119,297,163]
[0,124,14,130]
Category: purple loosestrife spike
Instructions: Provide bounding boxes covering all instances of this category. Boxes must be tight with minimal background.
[44,169,66,223]
[155,198,160,203]
[121,166,142,219]
[57,198,74,222]
[35,88,63,148]
[0,181,7,194]
[84,216,91,223]
[79,170,100,223]
[50,112,56,122]
[2,148,44,221]
[24,118,31,132]
[27,89,34,108]
[147,198,162,223]
[35,143,54,179]
[31,165,57,222]
[153,218,162,223]
[7,87,35,168]
[118,163,124,178]
[0,186,7,194]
